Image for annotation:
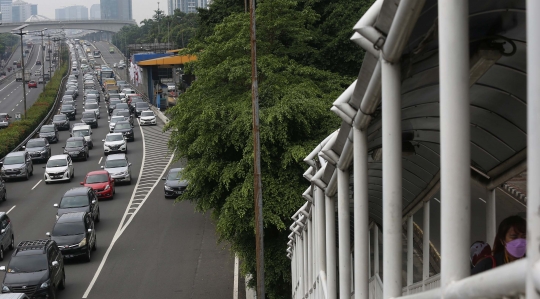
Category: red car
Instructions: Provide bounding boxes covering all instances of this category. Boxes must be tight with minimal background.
[28,80,37,88]
[80,170,115,199]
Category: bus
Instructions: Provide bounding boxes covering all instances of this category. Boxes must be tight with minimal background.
[93,50,101,58]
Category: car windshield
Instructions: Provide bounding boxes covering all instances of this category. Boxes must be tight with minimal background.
[141,111,154,117]
[110,117,123,124]
[106,135,123,142]
[61,106,73,111]
[66,141,83,147]
[82,113,95,118]
[60,195,89,208]
[86,104,98,109]
[52,222,85,236]
[117,112,129,118]
[41,126,54,133]
[115,123,131,130]
[136,103,149,109]
[167,170,183,180]
[47,159,67,167]
[53,115,67,121]
[27,140,46,147]
[86,174,108,183]
[8,255,48,273]
[88,90,97,94]
[3,156,24,165]
[105,159,127,168]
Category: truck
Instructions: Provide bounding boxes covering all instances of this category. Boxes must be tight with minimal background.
[15,70,22,82]
[24,70,31,82]
[109,47,115,54]
[15,70,31,82]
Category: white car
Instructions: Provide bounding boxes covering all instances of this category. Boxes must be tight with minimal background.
[44,155,75,184]
[102,133,127,155]
[139,110,157,126]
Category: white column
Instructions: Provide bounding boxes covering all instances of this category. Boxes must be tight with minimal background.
[374,225,379,275]
[354,126,369,298]
[291,247,295,296]
[326,195,337,299]
[381,57,402,299]
[527,0,540,298]
[486,189,496,247]
[407,216,414,287]
[304,227,309,297]
[316,187,326,275]
[307,217,313,293]
[298,233,304,298]
[439,0,471,287]
[422,201,431,282]
[338,168,351,299]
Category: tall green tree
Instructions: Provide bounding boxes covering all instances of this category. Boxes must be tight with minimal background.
[166,0,352,297]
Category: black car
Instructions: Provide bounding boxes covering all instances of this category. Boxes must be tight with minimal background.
[113,121,134,141]
[115,103,130,112]
[162,168,188,198]
[134,102,150,117]
[23,138,51,162]
[62,137,89,161]
[47,212,96,262]
[81,111,98,128]
[54,187,100,223]
[0,239,65,298]
[129,97,144,113]
[38,125,59,143]
[108,99,121,115]
[52,114,70,130]
[60,105,76,120]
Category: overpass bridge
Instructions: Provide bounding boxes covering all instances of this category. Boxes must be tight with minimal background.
[0,19,137,34]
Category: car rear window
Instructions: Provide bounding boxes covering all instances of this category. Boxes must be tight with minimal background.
[52,222,85,236]
[60,195,89,208]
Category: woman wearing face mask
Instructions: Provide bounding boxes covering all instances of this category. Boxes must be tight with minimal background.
[472,215,526,275]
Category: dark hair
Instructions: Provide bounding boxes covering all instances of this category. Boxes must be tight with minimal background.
[492,215,526,255]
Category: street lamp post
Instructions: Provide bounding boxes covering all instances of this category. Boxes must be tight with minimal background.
[11,24,28,119]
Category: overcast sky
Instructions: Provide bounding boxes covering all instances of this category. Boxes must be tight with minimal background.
[31,0,157,24]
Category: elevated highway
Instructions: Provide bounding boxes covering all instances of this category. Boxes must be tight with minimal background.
[0,19,137,34]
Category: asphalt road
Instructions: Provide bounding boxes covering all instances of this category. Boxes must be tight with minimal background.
[0,39,235,299]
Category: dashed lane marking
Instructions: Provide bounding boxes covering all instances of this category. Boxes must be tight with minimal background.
[6,206,15,214]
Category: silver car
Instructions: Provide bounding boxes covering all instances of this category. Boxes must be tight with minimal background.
[101,154,131,184]
[84,102,100,119]
[0,152,33,180]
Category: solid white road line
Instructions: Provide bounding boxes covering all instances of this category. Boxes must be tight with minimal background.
[6,206,15,214]
[233,255,239,299]
[31,180,42,190]
[98,157,103,164]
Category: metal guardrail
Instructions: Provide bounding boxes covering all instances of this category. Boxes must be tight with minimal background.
[0,52,70,161]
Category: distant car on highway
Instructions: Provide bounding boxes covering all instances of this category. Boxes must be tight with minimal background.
[0,152,33,181]
[101,154,132,184]
[62,137,89,161]
[80,170,115,199]
[139,110,156,126]
[52,114,70,131]
[163,168,188,198]
[23,138,51,163]
[44,155,74,184]
[112,121,134,141]
[36,60,41,65]
[60,104,76,120]
[53,187,100,222]
[47,212,96,262]
[38,124,59,143]
[38,77,44,84]
[27,80,37,88]
[102,133,127,155]
[0,113,11,129]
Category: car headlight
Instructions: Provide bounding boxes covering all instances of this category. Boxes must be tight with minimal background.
[104,185,110,190]
[79,238,87,247]
[164,185,172,191]
[39,280,50,289]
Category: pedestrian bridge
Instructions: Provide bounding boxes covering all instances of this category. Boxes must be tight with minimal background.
[0,19,137,34]
[288,0,538,299]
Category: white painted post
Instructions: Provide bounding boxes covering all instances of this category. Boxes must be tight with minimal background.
[338,168,351,299]
[316,187,326,278]
[292,247,296,296]
[486,189,497,247]
[527,1,540,298]
[308,218,313,294]
[422,201,431,283]
[374,225,379,275]
[298,233,304,298]
[326,195,337,299]
[381,57,402,299]
[439,0,471,288]
[354,126,369,298]
[407,216,414,287]
[304,227,309,297]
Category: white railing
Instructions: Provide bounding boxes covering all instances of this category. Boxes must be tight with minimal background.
[369,274,383,299]
[402,274,441,295]
[294,271,328,299]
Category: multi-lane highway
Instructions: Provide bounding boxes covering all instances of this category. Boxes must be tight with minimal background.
[0,39,235,299]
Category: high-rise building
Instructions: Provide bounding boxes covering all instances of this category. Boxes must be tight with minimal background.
[55,5,88,20]
[90,4,100,20]
[100,0,132,20]
[0,0,12,23]
[172,0,207,14]
[11,0,35,22]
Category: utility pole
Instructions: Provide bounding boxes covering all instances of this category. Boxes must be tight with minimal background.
[47,34,52,79]
[249,0,264,298]
[11,25,28,119]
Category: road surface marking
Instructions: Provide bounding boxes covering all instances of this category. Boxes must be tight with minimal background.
[15,104,18,107]
[6,206,15,214]
[98,157,102,164]
[11,109,14,111]
[234,255,239,299]
[31,180,42,190]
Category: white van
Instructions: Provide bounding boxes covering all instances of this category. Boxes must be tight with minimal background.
[71,124,93,149]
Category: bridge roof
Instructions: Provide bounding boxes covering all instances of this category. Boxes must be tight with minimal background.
[137,54,197,67]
